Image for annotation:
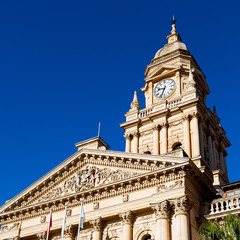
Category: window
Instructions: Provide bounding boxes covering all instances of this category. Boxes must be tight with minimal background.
[142,234,153,240]
[173,143,182,150]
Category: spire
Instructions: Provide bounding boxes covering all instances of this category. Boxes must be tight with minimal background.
[167,16,182,44]
[129,90,140,112]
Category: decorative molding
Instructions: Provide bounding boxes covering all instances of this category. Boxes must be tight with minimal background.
[64,224,75,238]
[36,231,47,240]
[89,217,103,231]
[40,215,46,223]
[93,201,99,210]
[173,195,192,216]
[0,164,190,225]
[151,200,170,219]
[157,180,183,192]
[66,208,72,217]
[119,210,133,225]
[122,194,129,202]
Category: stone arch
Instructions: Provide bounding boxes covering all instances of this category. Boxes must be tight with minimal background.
[172,141,182,150]
[135,229,155,240]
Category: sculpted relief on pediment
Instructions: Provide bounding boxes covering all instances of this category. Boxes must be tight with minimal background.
[37,165,141,203]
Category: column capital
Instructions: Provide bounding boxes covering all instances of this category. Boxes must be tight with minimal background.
[160,122,168,128]
[89,217,103,231]
[119,210,134,225]
[64,224,76,238]
[124,134,131,140]
[191,112,200,119]
[151,200,170,219]
[152,124,160,131]
[132,132,140,138]
[182,114,190,121]
[36,231,47,240]
[173,196,192,216]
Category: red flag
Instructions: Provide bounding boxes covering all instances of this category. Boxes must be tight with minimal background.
[46,209,52,240]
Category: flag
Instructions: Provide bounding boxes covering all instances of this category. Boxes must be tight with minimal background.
[46,209,52,240]
[77,201,85,240]
[61,205,67,240]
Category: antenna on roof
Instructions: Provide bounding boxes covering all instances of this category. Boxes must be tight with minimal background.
[98,122,101,137]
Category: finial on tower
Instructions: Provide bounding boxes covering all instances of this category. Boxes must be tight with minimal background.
[129,90,140,112]
[167,15,182,44]
[171,15,176,25]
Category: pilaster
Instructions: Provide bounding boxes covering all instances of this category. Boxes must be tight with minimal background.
[36,231,47,240]
[89,217,103,240]
[64,224,75,240]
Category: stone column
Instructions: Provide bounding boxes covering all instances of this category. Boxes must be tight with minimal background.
[151,200,170,240]
[182,115,191,157]
[36,231,47,240]
[207,134,214,170]
[160,123,168,154]
[199,117,204,157]
[190,113,200,157]
[89,217,103,240]
[131,132,139,153]
[212,136,217,169]
[223,151,228,176]
[64,225,75,240]
[124,134,131,153]
[173,196,191,240]
[153,125,160,155]
[119,210,133,240]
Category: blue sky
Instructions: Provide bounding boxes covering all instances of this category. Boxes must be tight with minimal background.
[0,0,240,206]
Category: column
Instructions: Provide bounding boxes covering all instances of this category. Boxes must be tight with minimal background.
[212,136,217,169]
[199,117,204,157]
[119,210,133,240]
[36,231,47,240]
[89,217,103,240]
[131,132,139,153]
[219,147,224,172]
[64,225,75,240]
[190,113,200,157]
[207,134,214,170]
[151,200,170,240]
[223,151,228,176]
[160,123,168,154]
[153,125,160,155]
[124,134,131,153]
[173,196,191,240]
[182,115,191,157]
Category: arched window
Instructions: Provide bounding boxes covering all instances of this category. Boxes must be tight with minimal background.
[172,142,182,150]
[144,151,151,154]
[142,234,153,240]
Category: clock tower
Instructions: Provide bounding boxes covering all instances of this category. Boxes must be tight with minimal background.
[120,20,230,186]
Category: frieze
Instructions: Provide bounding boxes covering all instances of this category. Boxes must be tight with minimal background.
[37,166,141,202]
[1,222,20,232]
[157,180,183,192]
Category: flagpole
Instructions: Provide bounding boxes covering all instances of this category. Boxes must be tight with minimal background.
[61,204,67,240]
[98,122,101,137]
[46,209,52,240]
[77,201,82,240]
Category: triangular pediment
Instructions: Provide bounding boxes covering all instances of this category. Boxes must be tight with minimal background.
[0,149,188,213]
[145,64,181,81]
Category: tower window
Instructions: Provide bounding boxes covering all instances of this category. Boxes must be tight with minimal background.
[142,234,153,240]
[144,151,151,154]
[173,143,182,150]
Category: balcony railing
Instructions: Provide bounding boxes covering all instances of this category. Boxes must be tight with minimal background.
[209,195,240,215]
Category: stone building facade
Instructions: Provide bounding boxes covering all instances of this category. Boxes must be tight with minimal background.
[0,21,238,240]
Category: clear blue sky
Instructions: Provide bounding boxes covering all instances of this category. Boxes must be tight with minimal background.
[0,0,239,206]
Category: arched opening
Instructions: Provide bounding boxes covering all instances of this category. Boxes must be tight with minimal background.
[142,234,153,240]
[172,142,182,150]
[144,151,151,154]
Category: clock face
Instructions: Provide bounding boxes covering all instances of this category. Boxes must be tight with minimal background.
[154,79,175,99]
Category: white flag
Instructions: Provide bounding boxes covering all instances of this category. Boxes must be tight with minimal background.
[61,204,67,240]
[77,201,85,240]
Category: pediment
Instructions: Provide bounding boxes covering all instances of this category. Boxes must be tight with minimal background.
[0,148,188,213]
[145,64,181,81]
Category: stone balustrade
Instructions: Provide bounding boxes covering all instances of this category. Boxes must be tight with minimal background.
[139,108,152,118]
[209,195,240,215]
[166,98,182,108]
